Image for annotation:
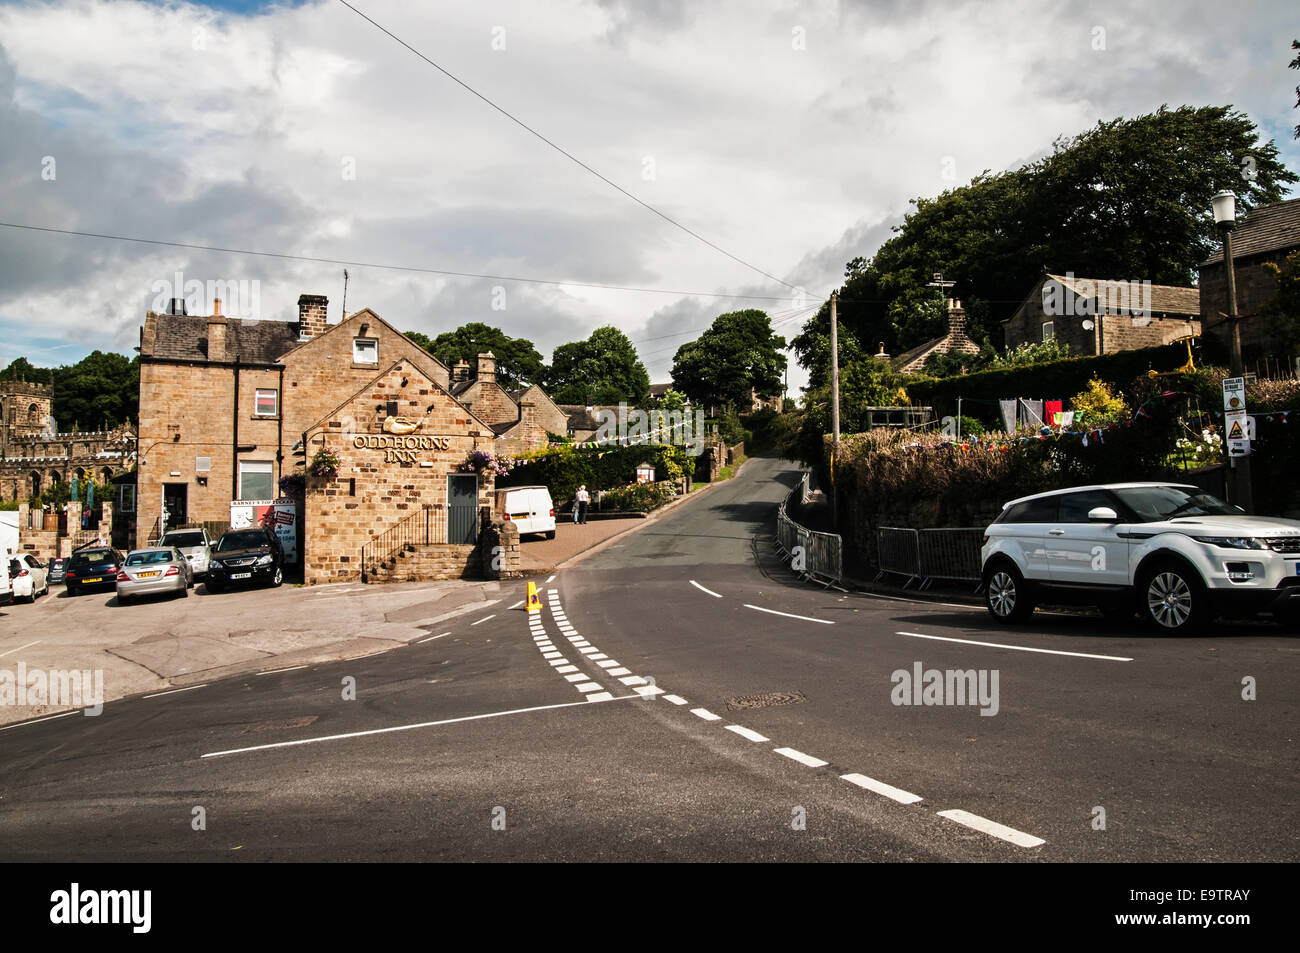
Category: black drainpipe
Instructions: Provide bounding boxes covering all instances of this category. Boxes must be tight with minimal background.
[276,364,285,490]
[232,357,240,502]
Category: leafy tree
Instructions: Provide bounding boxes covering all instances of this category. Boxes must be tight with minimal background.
[1261,249,1300,353]
[408,323,546,391]
[545,326,650,405]
[793,105,1297,378]
[1291,40,1300,139]
[670,309,787,407]
[52,351,139,430]
[992,338,1071,368]
[2,358,53,384]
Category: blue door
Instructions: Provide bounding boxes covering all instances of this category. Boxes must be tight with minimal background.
[447,475,479,544]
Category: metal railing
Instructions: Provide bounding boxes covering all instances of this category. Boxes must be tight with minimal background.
[774,475,843,588]
[360,504,447,582]
[875,526,984,589]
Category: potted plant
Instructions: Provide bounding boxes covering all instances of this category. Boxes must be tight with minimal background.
[309,448,341,479]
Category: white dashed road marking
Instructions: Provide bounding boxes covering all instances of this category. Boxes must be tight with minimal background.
[471,614,496,626]
[690,708,721,721]
[0,640,41,658]
[773,747,828,768]
[663,695,688,706]
[840,773,924,805]
[725,725,769,743]
[143,684,209,699]
[937,809,1045,848]
[417,632,452,644]
[0,710,78,731]
[690,580,723,598]
[896,631,1133,662]
[744,604,834,625]
[257,665,308,676]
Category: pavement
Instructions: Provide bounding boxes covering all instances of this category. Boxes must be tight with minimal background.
[516,516,644,573]
[0,453,1295,863]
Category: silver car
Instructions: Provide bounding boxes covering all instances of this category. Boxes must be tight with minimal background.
[160,528,212,578]
[116,547,192,604]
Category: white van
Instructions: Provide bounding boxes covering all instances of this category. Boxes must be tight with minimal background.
[496,486,556,540]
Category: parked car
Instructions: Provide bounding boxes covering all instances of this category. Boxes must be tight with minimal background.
[8,554,50,603]
[981,482,1300,633]
[46,557,67,585]
[64,547,126,596]
[116,547,192,604]
[496,486,556,540]
[161,527,213,578]
[206,527,284,591]
[1,552,12,607]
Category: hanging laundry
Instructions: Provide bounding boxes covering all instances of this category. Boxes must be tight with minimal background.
[999,399,1017,433]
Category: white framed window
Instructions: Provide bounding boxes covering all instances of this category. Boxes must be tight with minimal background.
[1041,321,1054,342]
[117,484,135,513]
[238,461,274,501]
[254,388,278,417]
[353,337,378,364]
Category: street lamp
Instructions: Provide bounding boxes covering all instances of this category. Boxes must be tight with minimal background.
[1212,190,1252,513]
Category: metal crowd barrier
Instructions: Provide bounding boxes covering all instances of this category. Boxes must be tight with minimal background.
[774,477,843,589]
[875,526,984,589]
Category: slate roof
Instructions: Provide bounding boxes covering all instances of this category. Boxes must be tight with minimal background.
[1046,274,1200,316]
[1201,197,1300,266]
[149,314,301,364]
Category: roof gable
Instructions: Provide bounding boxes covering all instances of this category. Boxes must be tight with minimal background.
[1200,197,1300,266]
[303,357,494,438]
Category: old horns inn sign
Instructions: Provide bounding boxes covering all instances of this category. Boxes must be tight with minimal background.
[301,359,496,586]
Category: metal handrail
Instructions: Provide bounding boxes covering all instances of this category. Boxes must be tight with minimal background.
[360,504,444,582]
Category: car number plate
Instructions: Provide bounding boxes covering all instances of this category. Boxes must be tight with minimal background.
[84,577,102,583]
[232,572,252,580]
[138,571,160,578]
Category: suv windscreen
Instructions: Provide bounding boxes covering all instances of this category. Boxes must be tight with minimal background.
[217,531,271,552]
[1112,486,1237,522]
[162,532,205,548]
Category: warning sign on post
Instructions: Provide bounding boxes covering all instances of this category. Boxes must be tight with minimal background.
[1222,378,1250,457]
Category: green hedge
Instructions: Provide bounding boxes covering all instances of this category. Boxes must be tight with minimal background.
[499,442,690,507]
[598,482,676,512]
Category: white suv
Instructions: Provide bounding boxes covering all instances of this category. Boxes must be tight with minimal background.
[981,483,1300,633]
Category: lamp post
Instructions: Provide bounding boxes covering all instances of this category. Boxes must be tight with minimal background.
[1212,190,1252,513]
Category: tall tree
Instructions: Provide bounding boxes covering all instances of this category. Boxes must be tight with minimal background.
[51,351,139,430]
[1,358,54,384]
[670,310,787,407]
[406,323,545,391]
[545,326,650,405]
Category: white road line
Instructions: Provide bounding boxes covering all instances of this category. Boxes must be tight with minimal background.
[896,631,1133,662]
[508,600,523,610]
[588,653,608,661]
[725,725,769,743]
[143,684,209,699]
[542,651,562,659]
[774,747,828,768]
[690,708,721,721]
[840,773,924,805]
[564,673,588,682]
[744,604,834,625]
[202,695,638,758]
[417,632,453,644]
[556,665,579,674]
[663,695,688,706]
[585,691,613,702]
[937,809,1045,848]
[0,710,78,731]
[548,659,569,667]
[257,664,308,676]
[596,660,619,668]
[634,685,665,697]
[608,667,631,676]
[0,640,41,658]
[579,647,598,655]
[547,575,556,583]
[575,681,603,692]
[690,580,723,598]
[618,675,647,686]
[471,614,496,626]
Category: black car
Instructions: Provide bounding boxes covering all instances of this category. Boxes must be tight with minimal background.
[64,547,126,596]
[206,527,284,592]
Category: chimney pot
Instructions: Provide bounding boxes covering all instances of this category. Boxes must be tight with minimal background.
[213,297,222,316]
[297,293,329,341]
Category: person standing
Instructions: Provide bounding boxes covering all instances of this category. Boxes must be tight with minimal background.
[575,485,589,524]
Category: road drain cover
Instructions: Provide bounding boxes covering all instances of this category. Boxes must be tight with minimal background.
[725,691,806,711]
[243,715,318,734]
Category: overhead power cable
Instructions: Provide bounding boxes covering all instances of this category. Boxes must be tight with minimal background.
[0,221,801,302]
[336,0,806,295]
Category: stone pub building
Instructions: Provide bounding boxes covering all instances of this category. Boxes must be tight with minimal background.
[137,294,502,583]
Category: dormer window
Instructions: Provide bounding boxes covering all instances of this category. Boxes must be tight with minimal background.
[353,337,378,364]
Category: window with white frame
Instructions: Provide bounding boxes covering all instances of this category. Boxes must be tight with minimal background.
[117,484,135,513]
[238,461,274,501]
[1041,321,1055,342]
[353,337,378,364]
[254,388,278,417]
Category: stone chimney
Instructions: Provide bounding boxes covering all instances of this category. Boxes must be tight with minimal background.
[947,298,967,335]
[298,294,329,340]
[207,316,228,363]
[212,297,223,317]
[476,351,496,384]
[453,359,471,385]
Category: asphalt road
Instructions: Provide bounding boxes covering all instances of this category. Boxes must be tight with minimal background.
[1,455,1296,862]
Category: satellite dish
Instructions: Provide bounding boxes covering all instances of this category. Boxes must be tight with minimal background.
[1082,319,1095,330]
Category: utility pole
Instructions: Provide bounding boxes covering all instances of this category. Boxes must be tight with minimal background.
[1214,192,1253,513]
[341,269,350,321]
[830,292,840,529]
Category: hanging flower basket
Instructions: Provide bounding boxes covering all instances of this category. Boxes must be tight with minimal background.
[278,472,306,501]
[309,448,341,479]
[457,449,513,477]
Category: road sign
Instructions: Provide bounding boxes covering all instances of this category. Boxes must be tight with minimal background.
[1222,377,1250,457]
[1222,376,1246,411]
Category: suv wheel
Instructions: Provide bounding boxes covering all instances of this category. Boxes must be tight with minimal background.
[985,562,1035,623]
[1139,560,1208,634]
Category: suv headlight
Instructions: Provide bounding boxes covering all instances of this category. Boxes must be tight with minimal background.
[1193,536,1266,550]
[255,554,274,566]
[209,559,224,569]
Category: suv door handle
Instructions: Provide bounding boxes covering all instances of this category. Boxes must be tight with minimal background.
[1048,528,1065,535]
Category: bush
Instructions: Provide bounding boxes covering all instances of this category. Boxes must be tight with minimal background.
[500,441,691,507]
[1070,377,1129,427]
[599,482,676,512]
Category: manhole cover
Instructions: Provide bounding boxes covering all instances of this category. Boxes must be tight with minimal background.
[243,715,318,734]
[724,691,806,711]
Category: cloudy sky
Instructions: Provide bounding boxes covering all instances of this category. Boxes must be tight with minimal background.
[0,0,1296,393]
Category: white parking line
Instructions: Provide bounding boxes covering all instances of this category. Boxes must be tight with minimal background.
[896,631,1133,662]
[840,772,924,805]
[774,747,828,768]
[744,604,834,625]
[143,684,209,699]
[202,695,638,758]
[0,710,78,731]
[937,809,1045,848]
[471,614,496,626]
[417,632,453,644]
[690,580,723,598]
[257,664,308,676]
[725,725,769,743]
[0,640,41,658]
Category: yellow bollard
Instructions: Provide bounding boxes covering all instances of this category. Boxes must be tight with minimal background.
[526,582,541,612]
